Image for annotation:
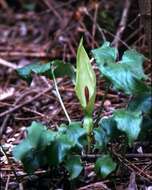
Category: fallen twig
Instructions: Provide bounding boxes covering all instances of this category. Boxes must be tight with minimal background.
[113,151,152,182]
[78,181,110,190]
[0,58,18,69]
[112,0,131,48]
[0,87,52,118]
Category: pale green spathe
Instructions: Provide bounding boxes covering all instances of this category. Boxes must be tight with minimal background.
[75,38,96,116]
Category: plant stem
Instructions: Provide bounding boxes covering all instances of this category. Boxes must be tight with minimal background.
[94,83,110,126]
[51,70,71,124]
[83,116,93,153]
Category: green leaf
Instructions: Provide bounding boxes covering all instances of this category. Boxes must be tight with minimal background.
[51,60,75,82]
[92,41,117,67]
[26,122,47,148]
[13,122,56,173]
[93,128,108,150]
[64,155,83,179]
[17,62,51,83]
[13,121,85,173]
[75,38,96,116]
[94,117,120,150]
[17,60,75,84]
[57,122,87,149]
[95,154,117,178]
[23,3,36,11]
[13,139,33,163]
[99,116,119,139]
[13,122,48,160]
[113,109,143,145]
[47,135,74,166]
[119,50,147,80]
[128,90,152,113]
[92,42,149,95]
[20,147,48,173]
[99,63,148,94]
[66,122,87,149]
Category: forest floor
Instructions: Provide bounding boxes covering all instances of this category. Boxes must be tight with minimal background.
[0,0,152,189]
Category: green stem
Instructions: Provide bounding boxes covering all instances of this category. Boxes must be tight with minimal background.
[94,83,110,126]
[83,116,93,153]
[51,69,71,124]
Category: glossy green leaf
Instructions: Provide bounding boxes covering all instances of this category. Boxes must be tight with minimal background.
[65,155,83,179]
[13,139,32,163]
[113,109,143,145]
[99,116,119,139]
[17,60,75,83]
[91,41,117,67]
[93,128,108,150]
[13,122,56,173]
[17,62,51,83]
[92,42,149,95]
[94,117,120,150]
[47,135,74,166]
[75,38,96,116]
[51,60,75,82]
[95,154,117,178]
[13,121,85,173]
[119,50,147,80]
[99,63,148,94]
[128,90,152,113]
[66,122,87,149]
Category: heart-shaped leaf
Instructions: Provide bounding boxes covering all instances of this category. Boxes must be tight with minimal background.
[64,155,83,179]
[99,116,119,139]
[94,116,120,150]
[47,135,74,166]
[17,60,75,83]
[98,63,148,94]
[92,42,149,95]
[92,41,117,67]
[113,109,143,146]
[128,90,152,113]
[13,122,56,173]
[93,127,108,150]
[95,154,117,178]
[119,50,147,80]
[66,122,87,149]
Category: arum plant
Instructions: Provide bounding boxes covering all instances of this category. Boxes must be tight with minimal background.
[12,39,151,181]
[75,38,96,152]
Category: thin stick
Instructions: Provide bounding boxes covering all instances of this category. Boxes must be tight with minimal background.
[78,181,109,190]
[112,0,131,48]
[85,9,106,42]
[5,175,10,190]
[114,151,152,181]
[92,3,99,48]
[51,70,71,124]
[0,87,52,118]
[0,58,18,69]
[0,145,20,184]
